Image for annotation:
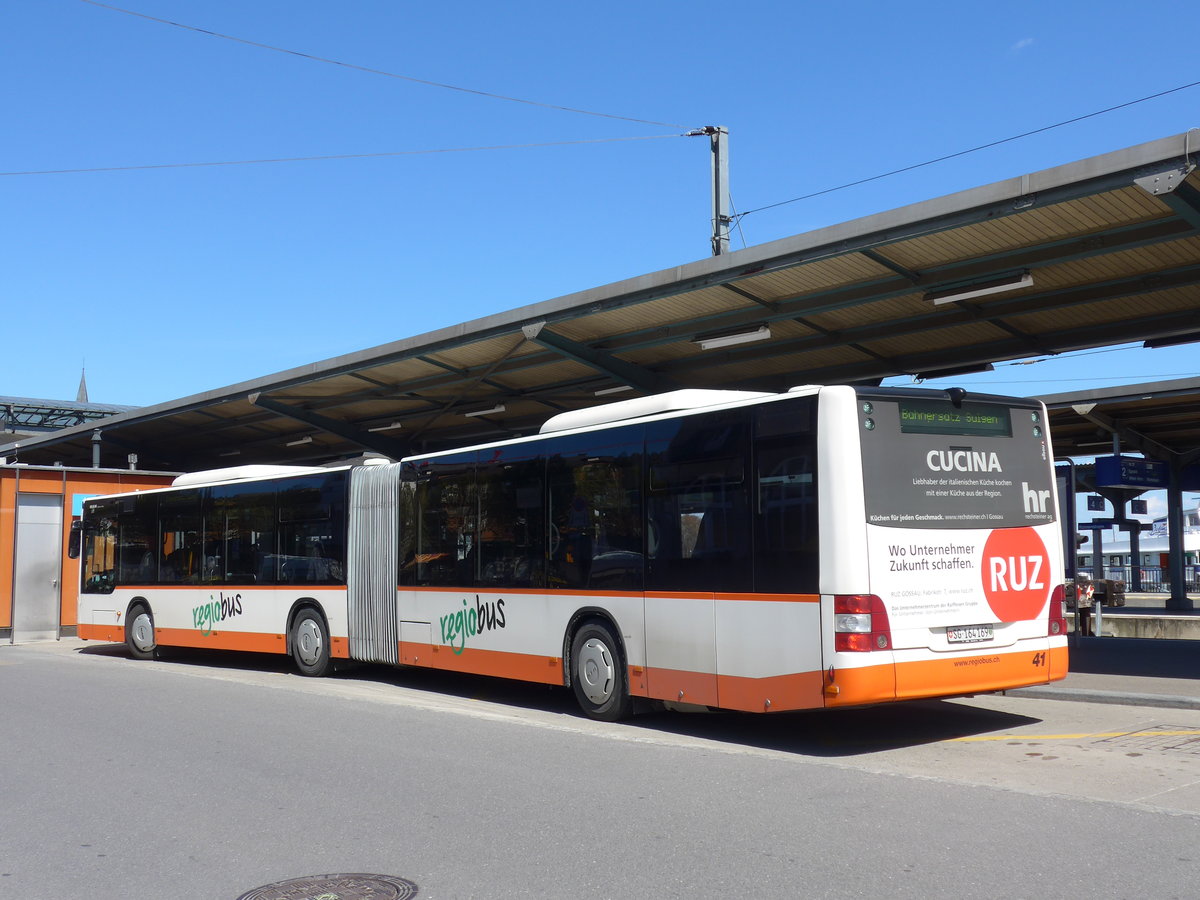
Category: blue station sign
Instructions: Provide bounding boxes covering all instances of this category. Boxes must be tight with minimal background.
[1094,455,1168,490]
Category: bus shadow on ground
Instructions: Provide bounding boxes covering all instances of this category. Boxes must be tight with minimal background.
[77,643,1041,757]
[78,642,296,674]
[623,699,1042,758]
[348,661,1044,757]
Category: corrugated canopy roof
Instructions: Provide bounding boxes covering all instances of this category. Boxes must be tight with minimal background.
[1039,375,1200,469]
[7,132,1200,472]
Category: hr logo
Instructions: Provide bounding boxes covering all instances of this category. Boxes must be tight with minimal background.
[1022,481,1052,514]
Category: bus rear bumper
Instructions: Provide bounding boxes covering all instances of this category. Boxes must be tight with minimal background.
[825,641,1068,707]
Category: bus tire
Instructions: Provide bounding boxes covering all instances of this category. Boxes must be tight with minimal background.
[290,608,332,677]
[126,603,157,660]
[570,619,631,721]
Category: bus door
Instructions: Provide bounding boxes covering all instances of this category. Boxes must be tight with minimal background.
[644,412,752,708]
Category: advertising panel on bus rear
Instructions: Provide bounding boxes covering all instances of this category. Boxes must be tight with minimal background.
[858,396,1059,629]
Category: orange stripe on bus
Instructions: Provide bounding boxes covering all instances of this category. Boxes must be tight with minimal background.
[826,646,1067,707]
[78,623,124,643]
[399,587,818,602]
[644,666,719,707]
[115,584,347,591]
[645,591,819,603]
[716,670,826,712]
[718,592,820,604]
[399,641,564,687]
[156,627,286,654]
[1049,642,1068,681]
[399,585,643,599]
[81,624,351,660]
[642,667,828,711]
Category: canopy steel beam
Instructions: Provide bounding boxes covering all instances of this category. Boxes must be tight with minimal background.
[597,218,1196,356]
[1160,181,1200,231]
[661,262,1200,378]
[729,306,1200,392]
[521,323,674,394]
[248,393,407,458]
[1072,409,1175,463]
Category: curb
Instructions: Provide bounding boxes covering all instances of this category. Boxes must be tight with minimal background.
[1006,686,1200,710]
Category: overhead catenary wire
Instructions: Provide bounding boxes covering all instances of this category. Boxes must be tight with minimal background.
[907,343,1198,386]
[0,134,686,177]
[78,0,690,131]
[914,373,1200,386]
[734,77,1200,223]
[728,194,749,250]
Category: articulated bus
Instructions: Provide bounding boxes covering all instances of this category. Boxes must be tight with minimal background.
[72,385,1067,719]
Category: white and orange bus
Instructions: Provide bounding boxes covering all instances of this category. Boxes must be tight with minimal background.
[72,385,1067,719]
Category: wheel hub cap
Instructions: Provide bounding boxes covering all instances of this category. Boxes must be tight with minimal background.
[131,613,154,652]
[578,638,614,704]
[296,619,323,666]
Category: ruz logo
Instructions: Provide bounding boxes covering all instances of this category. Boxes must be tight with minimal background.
[980,528,1050,622]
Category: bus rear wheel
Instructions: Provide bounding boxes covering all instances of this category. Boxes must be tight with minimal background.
[290,608,332,677]
[570,620,631,721]
[125,603,156,660]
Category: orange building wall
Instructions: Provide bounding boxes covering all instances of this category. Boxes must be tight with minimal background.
[1,468,175,634]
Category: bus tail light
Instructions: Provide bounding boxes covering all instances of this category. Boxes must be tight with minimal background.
[834,594,892,652]
[1048,583,1066,636]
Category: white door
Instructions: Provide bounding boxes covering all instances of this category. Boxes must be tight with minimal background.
[13,493,63,642]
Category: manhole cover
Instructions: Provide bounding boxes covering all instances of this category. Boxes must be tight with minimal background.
[237,873,418,900]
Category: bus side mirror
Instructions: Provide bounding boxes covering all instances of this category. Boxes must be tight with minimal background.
[68,521,83,559]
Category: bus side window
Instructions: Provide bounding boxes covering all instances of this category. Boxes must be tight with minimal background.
[81,500,119,594]
[210,483,276,585]
[276,473,347,585]
[754,397,818,594]
[119,494,158,586]
[158,491,203,586]
[477,450,545,589]
[645,411,751,593]
[546,432,643,592]
[401,454,476,588]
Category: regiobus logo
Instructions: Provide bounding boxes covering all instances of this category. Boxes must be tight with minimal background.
[981,527,1051,621]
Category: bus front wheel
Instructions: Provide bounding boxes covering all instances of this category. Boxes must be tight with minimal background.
[290,608,332,677]
[570,620,631,722]
[125,603,157,660]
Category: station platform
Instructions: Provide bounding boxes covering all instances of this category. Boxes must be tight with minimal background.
[1068,592,1200,640]
[1009,629,1200,710]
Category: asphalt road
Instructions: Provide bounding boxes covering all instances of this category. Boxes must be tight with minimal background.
[2,640,1199,899]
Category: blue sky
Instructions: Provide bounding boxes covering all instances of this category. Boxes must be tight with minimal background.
[4,0,1199,420]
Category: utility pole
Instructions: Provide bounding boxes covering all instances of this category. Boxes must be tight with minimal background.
[688,125,730,255]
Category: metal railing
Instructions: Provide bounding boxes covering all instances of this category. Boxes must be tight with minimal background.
[1097,566,1199,592]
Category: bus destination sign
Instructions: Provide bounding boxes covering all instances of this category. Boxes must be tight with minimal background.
[898,400,1012,438]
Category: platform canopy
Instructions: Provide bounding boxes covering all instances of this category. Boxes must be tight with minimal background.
[6,132,1200,472]
[1,396,134,437]
[1039,375,1200,471]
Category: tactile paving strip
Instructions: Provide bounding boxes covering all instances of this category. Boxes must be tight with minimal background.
[1092,725,1200,755]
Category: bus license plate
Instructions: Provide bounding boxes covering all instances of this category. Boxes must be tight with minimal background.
[947,624,993,644]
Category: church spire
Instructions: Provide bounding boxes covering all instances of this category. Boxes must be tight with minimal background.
[76,367,89,403]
